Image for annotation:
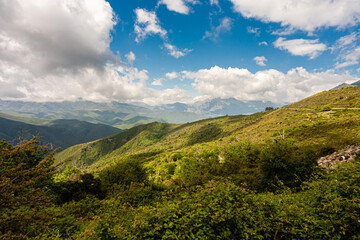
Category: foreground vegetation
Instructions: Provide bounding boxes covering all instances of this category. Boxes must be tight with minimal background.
[1,87,360,239]
[1,138,360,239]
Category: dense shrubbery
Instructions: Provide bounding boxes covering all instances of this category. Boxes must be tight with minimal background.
[1,138,360,239]
[76,160,360,239]
[170,139,319,191]
[99,158,148,191]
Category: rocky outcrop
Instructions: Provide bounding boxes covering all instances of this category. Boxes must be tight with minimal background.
[317,144,360,168]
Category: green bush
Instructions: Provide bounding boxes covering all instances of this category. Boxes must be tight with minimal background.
[321,105,332,111]
[99,159,148,192]
[51,173,104,203]
[259,139,317,190]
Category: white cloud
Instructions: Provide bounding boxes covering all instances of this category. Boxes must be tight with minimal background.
[210,0,219,6]
[134,8,167,42]
[181,66,354,104]
[253,56,267,66]
[259,41,268,46]
[247,27,260,36]
[229,0,360,32]
[125,51,136,65]
[166,72,179,79]
[158,0,199,14]
[142,87,193,105]
[151,78,163,86]
[274,37,327,59]
[0,59,152,102]
[332,33,360,69]
[0,0,116,76]
[271,27,296,36]
[164,43,192,58]
[334,33,358,48]
[335,46,360,69]
[0,0,191,104]
[133,8,191,59]
[203,17,233,40]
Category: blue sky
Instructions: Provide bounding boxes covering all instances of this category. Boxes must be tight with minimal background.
[0,0,359,105]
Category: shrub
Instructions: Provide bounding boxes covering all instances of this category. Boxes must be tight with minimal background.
[259,139,317,191]
[321,106,332,111]
[99,159,148,192]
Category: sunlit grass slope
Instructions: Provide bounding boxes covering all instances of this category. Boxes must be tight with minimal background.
[56,87,360,181]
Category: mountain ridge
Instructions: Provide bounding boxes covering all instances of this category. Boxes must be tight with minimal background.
[0,114,122,149]
[56,87,360,175]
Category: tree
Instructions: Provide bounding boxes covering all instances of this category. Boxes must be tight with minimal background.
[0,139,57,209]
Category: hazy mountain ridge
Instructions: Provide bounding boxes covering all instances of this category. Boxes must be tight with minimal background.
[0,98,279,127]
[141,98,280,118]
[0,100,204,127]
[0,114,122,149]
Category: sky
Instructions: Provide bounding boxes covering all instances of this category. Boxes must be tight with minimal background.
[0,0,359,105]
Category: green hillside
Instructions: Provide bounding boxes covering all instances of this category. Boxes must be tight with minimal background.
[56,87,360,177]
[3,87,360,239]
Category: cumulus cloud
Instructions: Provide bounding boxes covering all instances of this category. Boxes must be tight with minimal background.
[0,0,116,76]
[274,38,327,59]
[151,78,163,86]
[0,59,152,102]
[181,66,354,104]
[0,0,190,104]
[166,72,179,79]
[229,0,360,32]
[203,17,233,40]
[125,51,136,65]
[134,8,167,42]
[133,8,191,59]
[158,0,199,14]
[164,43,192,58]
[141,87,193,105]
[253,56,267,66]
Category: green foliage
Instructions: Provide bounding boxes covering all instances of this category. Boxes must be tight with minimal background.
[223,140,259,172]
[99,158,148,191]
[175,147,221,186]
[259,139,317,190]
[187,123,222,145]
[0,139,58,238]
[2,88,360,238]
[0,139,56,209]
[51,173,104,203]
[320,105,332,111]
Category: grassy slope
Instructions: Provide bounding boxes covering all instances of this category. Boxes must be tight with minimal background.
[56,87,360,176]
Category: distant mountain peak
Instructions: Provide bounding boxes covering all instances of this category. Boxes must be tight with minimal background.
[331,83,356,90]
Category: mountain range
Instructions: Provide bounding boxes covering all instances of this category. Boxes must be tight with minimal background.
[0,97,279,128]
[0,113,121,149]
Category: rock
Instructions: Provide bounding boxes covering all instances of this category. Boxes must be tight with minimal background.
[317,143,360,168]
